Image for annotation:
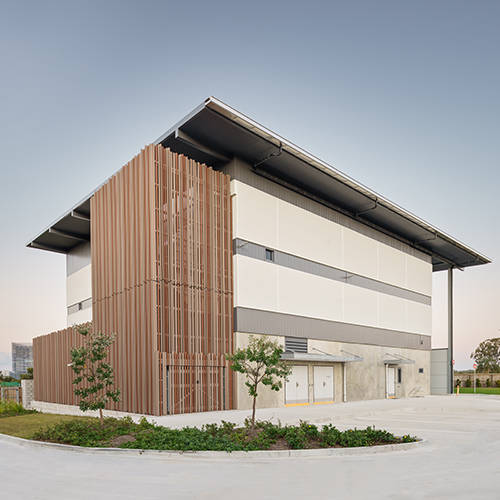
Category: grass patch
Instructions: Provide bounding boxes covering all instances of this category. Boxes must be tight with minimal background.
[0,413,90,439]
[21,416,417,451]
[459,387,500,395]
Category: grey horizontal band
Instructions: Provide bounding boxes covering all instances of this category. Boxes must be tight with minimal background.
[67,297,92,315]
[234,307,431,351]
[233,238,431,306]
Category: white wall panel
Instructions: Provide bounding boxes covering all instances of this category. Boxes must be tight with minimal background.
[378,293,407,332]
[343,284,378,328]
[231,180,278,249]
[232,178,432,300]
[277,266,343,322]
[234,255,431,335]
[276,198,343,269]
[67,308,92,327]
[234,255,278,312]
[406,255,432,296]
[66,264,92,307]
[343,228,378,280]
[378,243,406,289]
[406,300,432,335]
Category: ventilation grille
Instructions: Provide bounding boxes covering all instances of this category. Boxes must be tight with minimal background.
[285,337,308,353]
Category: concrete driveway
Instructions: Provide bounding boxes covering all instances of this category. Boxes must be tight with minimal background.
[1,395,499,500]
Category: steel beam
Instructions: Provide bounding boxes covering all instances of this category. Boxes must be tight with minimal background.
[174,128,231,163]
[48,228,89,241]
[448,267,454,393]
[70,210,90,222]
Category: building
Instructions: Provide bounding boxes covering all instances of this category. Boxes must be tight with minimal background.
[11,343,33,379]
[28,97,490,415]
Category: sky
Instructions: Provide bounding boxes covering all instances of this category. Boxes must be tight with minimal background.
[0,0,498,371]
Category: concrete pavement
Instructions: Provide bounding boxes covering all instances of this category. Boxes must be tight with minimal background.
[1,395,499,499]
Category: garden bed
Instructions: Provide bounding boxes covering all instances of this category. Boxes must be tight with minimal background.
[23,416,417,451]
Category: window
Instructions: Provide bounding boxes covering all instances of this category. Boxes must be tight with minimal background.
[397,368,402,384]
[265,249,274,262]
[419,368,424,374]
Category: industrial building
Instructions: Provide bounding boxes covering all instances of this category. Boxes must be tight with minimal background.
[29,97,490,415]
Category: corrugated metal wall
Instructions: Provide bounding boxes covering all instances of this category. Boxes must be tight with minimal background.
[34,145,233,415]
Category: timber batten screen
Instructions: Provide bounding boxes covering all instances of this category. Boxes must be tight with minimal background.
[34,145,233,416]
[33,324,92,406]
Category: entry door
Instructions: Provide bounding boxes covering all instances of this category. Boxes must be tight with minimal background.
[386,367,396,398]
[313,366,334,403]
[285,365,309,405]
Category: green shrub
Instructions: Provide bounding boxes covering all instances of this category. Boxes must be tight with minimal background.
[465,378,472,387]
[496,380,500,388]
[32,417,136,447]
[0,400,34,417]
[20,368,33,380]
[319,424,341,447]
[476,379,481,388]
[486,378,491,387]
[31,417,417,451]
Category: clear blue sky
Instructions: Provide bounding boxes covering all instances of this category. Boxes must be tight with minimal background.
[0,0,498,370]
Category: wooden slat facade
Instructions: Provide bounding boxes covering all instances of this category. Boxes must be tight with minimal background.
[33,145,233,415]
[33,323,91,406]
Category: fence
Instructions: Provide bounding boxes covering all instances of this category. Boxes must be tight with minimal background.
[0,385,21,403]
[455,372,500,386]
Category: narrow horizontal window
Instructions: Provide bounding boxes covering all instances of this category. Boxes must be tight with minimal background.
[265,249,274,262]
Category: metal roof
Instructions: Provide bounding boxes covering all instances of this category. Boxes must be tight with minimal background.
[27,96,491,271]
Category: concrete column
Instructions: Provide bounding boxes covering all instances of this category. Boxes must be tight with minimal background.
[447,268,454,394]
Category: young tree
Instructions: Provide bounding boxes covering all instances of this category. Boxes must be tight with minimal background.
[226,336,291,426]
[470,338,500,373]
[70,327,120,424]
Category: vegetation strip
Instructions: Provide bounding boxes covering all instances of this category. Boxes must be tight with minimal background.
[0,412,417,452]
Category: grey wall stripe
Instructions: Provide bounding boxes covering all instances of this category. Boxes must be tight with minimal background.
[234,307,431,351]
[233,238,431,306]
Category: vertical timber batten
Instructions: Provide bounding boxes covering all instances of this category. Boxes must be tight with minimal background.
[89,144,233,415]
[33,145,233,416]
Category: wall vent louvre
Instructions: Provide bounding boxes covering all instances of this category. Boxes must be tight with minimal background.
[285,337,308,353]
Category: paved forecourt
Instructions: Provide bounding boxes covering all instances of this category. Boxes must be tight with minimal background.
[1,395,499,500]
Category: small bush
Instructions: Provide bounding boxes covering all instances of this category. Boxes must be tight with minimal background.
[476,379,481,388]
[465,379,472,388]
[20,368,33,380]
[0,400,34,417]
[496,380,500,388]
[486,378,491,387]
[32,417,137,447]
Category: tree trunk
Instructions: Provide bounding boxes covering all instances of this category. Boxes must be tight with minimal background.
[251,394,256,427]
[251,381,258,426]
[99,407,103,426]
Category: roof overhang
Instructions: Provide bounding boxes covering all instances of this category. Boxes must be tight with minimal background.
[154,97,491,271]
[281,352,363,363]
[27,96,491,270]
[384,358,415,365]
[27,197,90,254]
